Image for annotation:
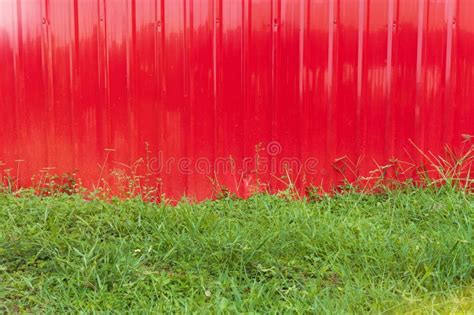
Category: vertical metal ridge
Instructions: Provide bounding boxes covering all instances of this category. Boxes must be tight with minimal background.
[129,0,137,160]
[156,0,163,151]
[270,0,277,146]
[298,0,304,104]
[212,0,218,196]
[244,0,251,172]
[212,0,219,195]
[153,0,159,154]
[357,0,365,103]
[357,0,366,156]
[103,0,111,149]
[327,0,334,94]
[386,0,395,158]
[301,0,309,162]
[158,0,165,164]
[240,0,246,181]
[297,0,305,172]
[183,0,189,195]
[70,0,79,167]
[43,0,54,167]
[327,0,336,183]
[444,0,453,84]
[415,0,425,148]
[386,0,394,96]
[443,0,455,144]
[14,0,23,152]
[4,0,18,160]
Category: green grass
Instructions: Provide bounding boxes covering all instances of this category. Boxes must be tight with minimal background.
[0,186,473,313]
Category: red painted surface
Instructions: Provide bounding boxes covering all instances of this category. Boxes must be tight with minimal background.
[1,0,473,200]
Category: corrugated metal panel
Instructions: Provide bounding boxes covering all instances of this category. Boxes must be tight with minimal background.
[1,0,473,199]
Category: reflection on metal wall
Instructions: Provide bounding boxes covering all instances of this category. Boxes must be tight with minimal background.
[1,0,473,199]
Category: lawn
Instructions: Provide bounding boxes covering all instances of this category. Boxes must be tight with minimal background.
[0,186,473,313]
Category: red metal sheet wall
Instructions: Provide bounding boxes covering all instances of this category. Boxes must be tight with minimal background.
[1,0,473,199]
